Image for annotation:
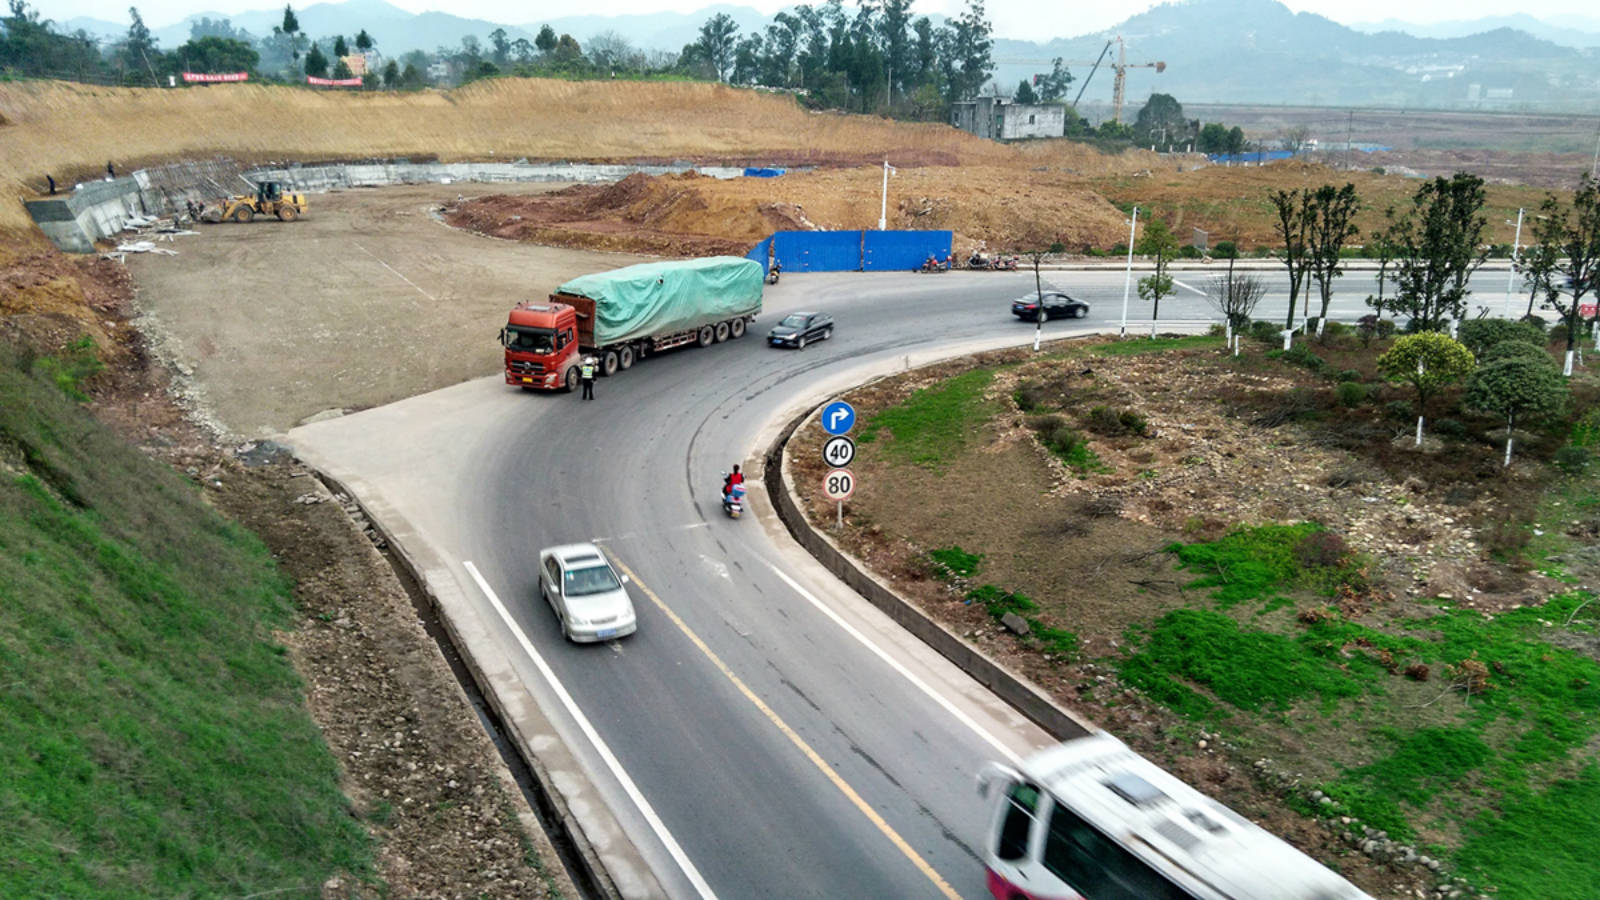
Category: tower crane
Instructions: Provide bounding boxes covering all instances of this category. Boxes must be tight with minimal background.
[997,35,1165,124]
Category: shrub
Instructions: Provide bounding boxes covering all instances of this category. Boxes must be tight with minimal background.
[1249,319,1282,344]
[1520,315,1548,334]
[1357,315,1397,342]
[1321,320,1351,340]
[1296,530,1349,569]
[1550,323,1570,345]
[1554,445,1592,475]
[1014,380,1047,412]
[1385,400,1414,421]
[1435,418,1467,439]
[1274,343,1328,373]
[1336,381,1366,407]
[1048,241,1065,254]
[1481,341,1552,364]
[1458,319,1545,359]
[1337,369,1362,383]
[1087,405,1148,437]
[1179,244,1202,259]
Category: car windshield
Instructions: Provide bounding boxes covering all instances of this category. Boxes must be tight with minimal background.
[505,325,556,353]
[564,564,622,596]
[779,314,809,327]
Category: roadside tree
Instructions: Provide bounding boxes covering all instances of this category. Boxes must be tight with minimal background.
[1305,183,1360,338]
[1388,173,1490,333]
[1203,241,1265,352]
[1136,219,1179,337]
[381,58,398,87]
[1464,354,1567,467]
[173,36,257,73]
[1526,172,1600,375]
[1377,332,1475,446]
[1363,209,1401,320]
[1197,122,1229,154]
[1225,126,1246,156]
[1014,78,1036,103]
[354,29,372,52]
[1268,187,1311,336]
[1457,319,1545,360]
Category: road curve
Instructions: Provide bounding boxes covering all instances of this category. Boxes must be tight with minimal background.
[290,258,1515,897]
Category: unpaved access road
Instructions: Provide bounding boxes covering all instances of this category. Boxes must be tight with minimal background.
[125,183,653,437]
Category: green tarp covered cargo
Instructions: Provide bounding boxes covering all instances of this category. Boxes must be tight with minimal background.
[554,257,764,348]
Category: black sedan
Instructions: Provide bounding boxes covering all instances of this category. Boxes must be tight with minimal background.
[768,311,834,349]
[1011,291,1089,322]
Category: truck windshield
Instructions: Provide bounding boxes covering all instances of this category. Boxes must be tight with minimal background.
[505,326,556,353]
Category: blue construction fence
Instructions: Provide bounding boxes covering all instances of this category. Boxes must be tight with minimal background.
[745,230,953,274]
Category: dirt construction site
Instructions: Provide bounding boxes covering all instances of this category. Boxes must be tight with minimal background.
[3,76,1597,898]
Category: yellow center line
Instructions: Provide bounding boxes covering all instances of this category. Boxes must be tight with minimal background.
[611,558,962,900]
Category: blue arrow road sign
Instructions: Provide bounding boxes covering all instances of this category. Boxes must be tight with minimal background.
[821,400,856,436]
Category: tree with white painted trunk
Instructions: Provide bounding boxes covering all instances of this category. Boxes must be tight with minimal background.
[1527,173,1600,377]
[1304,183,1360,338]
[1202,243,1265,356]
[1377,332,1474,447]
[1268,188,1311,337]
[1135,219,1178,338]
[1463,353,1567,467]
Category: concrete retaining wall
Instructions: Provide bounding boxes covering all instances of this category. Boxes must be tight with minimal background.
[28,160,751,253]
[762,405,1095,744]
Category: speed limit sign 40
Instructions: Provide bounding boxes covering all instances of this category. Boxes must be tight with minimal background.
[822,435,856,468]
[823,468,855,501]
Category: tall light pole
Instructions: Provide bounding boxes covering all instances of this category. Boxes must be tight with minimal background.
[1120,206,1139,338]
[878,159,895,230]
[1504,207,1524,319]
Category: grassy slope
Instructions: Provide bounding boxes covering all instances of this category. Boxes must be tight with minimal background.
[0,348,372,895]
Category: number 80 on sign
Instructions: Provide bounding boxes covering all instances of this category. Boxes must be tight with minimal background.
[823,469,854,501]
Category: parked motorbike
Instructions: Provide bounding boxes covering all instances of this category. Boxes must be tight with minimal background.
[721,480,747,518]
[995,255,1020,271]
[916,255,951,273]
[966,252,992,270]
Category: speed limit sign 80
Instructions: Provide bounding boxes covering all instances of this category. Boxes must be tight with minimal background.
[823,468,854,501]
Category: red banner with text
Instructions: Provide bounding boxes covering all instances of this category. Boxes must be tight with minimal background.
[182,71,248,83]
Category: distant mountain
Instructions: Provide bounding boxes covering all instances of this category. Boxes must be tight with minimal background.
[536,6,770,56]
[49,0,1600,112]
[1351,13,1600,48]
[990,0,1596,113]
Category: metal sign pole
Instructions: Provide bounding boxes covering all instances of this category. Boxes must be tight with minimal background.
[836,501,843,530]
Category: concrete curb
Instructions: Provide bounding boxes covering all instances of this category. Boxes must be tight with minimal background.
[761,401,1097,744]
[311,467,624,900]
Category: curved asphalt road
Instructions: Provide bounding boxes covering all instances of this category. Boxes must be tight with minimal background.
[291,260,1515,898]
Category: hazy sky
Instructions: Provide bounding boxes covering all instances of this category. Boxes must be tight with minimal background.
[53,0,1600,41]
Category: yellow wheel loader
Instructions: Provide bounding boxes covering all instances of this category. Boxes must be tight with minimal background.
[210,181,307,223]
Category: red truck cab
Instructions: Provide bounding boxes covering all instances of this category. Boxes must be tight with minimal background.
[501,302,581,391]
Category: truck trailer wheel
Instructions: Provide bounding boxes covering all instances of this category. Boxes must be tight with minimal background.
[697,325,715,347]
[618,345,635,370]
[730,318,747,338]
[601,349,620,376]
[714,321,730,342]
[564,367,579,393]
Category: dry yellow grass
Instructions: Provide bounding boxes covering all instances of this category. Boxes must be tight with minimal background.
[0,77,1162,254]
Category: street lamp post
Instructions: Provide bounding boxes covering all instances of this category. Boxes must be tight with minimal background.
[1504,208,1524,319]
[878,159,895,230]
[1120,206,1139,338]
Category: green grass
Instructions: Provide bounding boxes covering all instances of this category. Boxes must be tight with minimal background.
[1118,608,1364,721]
[1092,334,1224,356]
[1119,521,1600,878]
[1167,523,1365,609]
[929,545,983,580]
[1455,765,1600,900]
[858,369,997,467]
[0,351,374,896]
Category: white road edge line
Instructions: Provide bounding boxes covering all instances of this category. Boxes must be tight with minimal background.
[1172,278,1207,296]
[763,560,1023,765]
[462,560,718,900]
[353,242,438,303]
